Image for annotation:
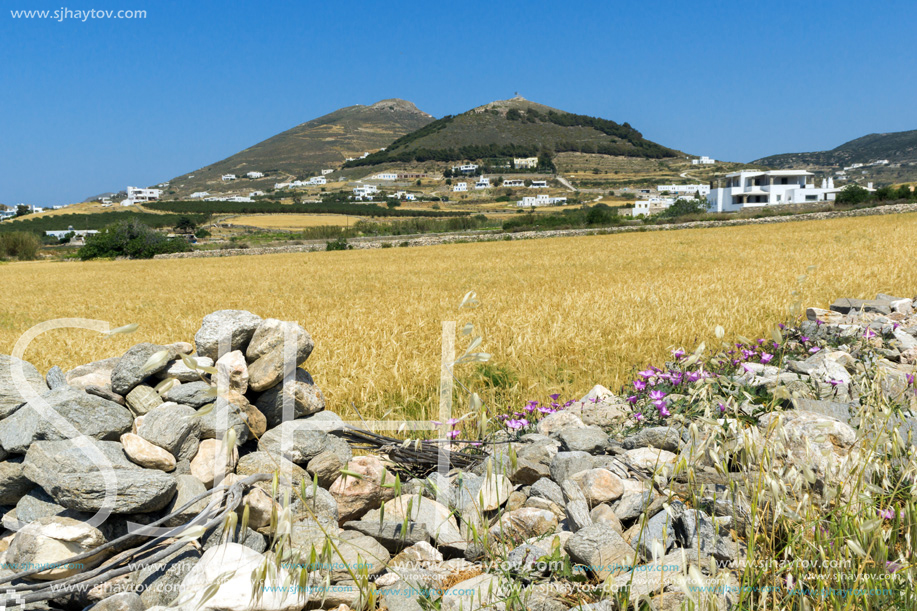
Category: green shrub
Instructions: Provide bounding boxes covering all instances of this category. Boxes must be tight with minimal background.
[194,228,211,238]
[0,231,41,261]
[78,221,192,260]
[325,237,351,251]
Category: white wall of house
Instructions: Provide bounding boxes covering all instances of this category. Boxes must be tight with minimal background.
[707,171,840,212]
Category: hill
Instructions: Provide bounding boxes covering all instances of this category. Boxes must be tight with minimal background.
[754,129,917,183]
[166,99,434,197]
[343,96,679,167]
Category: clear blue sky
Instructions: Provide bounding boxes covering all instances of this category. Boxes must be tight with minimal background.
[2,0,915,205]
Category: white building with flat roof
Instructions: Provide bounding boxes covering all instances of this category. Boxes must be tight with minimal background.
[373,172,398,181]
[453,182,467,192]
[657,184,710,196]
[513,157,538,169]
[321,169,334,175]
[221,174,237,181]
[529,180,548,188]
[475,177,490,189]
[122,186,163,206]
[189,192,210,199]
[707,170,843,212]
[246,171,264,179]
[517,194,567,207]
[691,156,715,165]
[502,179,525,187]
[308,176,327,185]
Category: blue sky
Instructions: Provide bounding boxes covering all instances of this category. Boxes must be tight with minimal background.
[1,0,915,205]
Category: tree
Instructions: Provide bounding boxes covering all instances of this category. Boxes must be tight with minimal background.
[896,185,914,200]
[874,186,895,201]
[659,198,706,218]
[78,220,192,260]
[173,216,197,234]
[835,184,872,205]
[15,204,30,217]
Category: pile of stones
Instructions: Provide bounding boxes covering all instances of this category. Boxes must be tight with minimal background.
[0,293,914,611]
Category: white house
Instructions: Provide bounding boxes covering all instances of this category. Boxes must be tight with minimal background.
[657,184,711,196]
[623,200,672,217]
[373,172,398,181]
[453,182,468,192]
[45,226,98,240]
[189,192,210,199]
[308,176,327,185]
[707,170,844,212]
[122,186,162,206]
[502,179,526,187]
[530,181,548,189]
[691,156,715,165]
[513,157,538,169]
[451,164,479,174]
[274,183,291,189]
[321,169,334,175]
[516,194,567,207]
[393,191,417,201]
[221,174,237,182]
[246,171,264,179]
[250,191,265,197]
[352,185,379,200]
[475,177,490,189]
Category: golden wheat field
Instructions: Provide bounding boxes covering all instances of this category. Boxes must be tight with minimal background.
[2,212,917,423]
[227,214,365,229]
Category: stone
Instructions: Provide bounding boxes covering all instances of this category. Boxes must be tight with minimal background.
[382,494,465,549]
[523,495,563,519]
[509,458,549,485]
[456,473,513,512]
[240,486,279,530]
[235,451,308,484]
[177,543,302,611]
[561,480,592,532]
[136,402,202,461]
[215,350,249,394]
[6,515,106,580]
[124,384,163,417]
[0,386,134,455]
[199,390,265,444]
[621,447,677,474]
[201,520,267,554]
[490,507,557,541]
[676,509,735,562]
[326,533,391,581]
[441,573,508,611]
[135,545,201,608]
[791,398,854,424]
[0,459,35,505]
[549,451,594,484]
[245,319,315,392]
[893,328,917,351]
[830,298,891,315]
[163,380,215,408]
[557,426,610,454]
[536,411,585,436]
[190,438,238,488]
[65,357,120,391]
[90,592,144,611]
[23,439,177,514]
[160,474,209,526]
[0,354,49,418]
[805,308,846,324]
[346,520,430,552]
[194,310,263,361]
[391,540,444,566]
[257,418,331,465]
[290,482,339,524]
[529,478,565,507]
[757,409,857,481]
[622,426,682,452]
[564,523,636,580]
[634,508,677,560]
[306,436,353,488]
[156,355,214,382]
[564,399,629,428]
[86,385,126,405]
[253,368,326,429]
[570,468,624,504]
[111,343,185,395]
[328,456,395,522]
[120,433,176,472]
[45,365,67,390]
[611,490,653,521]
[590,504,623,533]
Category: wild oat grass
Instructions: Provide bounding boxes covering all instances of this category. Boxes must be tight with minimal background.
[2,213,917,424]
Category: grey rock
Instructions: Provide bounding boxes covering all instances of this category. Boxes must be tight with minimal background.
[561,479,592,532]
[257,418,331,465]
[163,380,214,408]
[156,355,214,383]
[65,357,120,390]
[194,310,262,361]
[622,426,682,452]
[45,366,68,390]
[830,298,891,315]
[675,508,736,562]
[507,542,550,572]
[162,474,208,527]
[86,385,125,405]
[246,319,314,392]
[235,451,308,484]
[558,426,610,454]
[0,354,48,418]
[380,582,425,611]
[253,368,325,428]
[290,482,339,524]
[634,507,677,560]
[0,386,133,454]
[306,435,352,488]
[89,592,144,611]
[137,403,202,461]
[135,545,200,608]
[111,343,182,395]
[125,384,163,417]
[198,393,253,444]
[529,478,565,507]
[345,520,430,552]
[549,451,594,483]
[611,490,653,521]
[791,398,854,424]
[509,457,550,485]
[22,438,177,514]
[564,523,636,580]
[201,521,267,553]
[0,458,34,505]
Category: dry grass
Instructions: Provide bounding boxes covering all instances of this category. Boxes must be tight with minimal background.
[227,214,365,229]
[3,213,917,423]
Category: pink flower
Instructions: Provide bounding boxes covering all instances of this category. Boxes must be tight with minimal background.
[864,328,877,339]
[760,353,774,364]
[878,508,895,520]
[633,412,644,422]
[648,390,666,401]
[633,380,647,391]
[626,395,638,404]
[446,430,460,439]
[672,349,686,359]
[809,346,821,353]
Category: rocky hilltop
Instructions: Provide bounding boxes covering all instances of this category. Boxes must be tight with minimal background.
[0,295,915,610]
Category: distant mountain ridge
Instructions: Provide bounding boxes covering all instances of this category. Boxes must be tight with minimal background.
[167,99,434,196]
[344,96,679,167]
[755,129,917,170]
